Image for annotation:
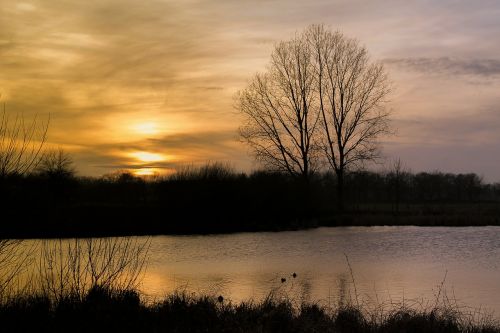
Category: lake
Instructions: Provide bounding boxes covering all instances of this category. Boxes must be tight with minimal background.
[140,226,500,315]
[4,226,500,316]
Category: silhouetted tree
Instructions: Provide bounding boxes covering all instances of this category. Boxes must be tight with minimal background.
[35,148,76,206]
[308,24,391,210]
[36,148,75,179]
[237,32,321,182]
[387,158,410,213]
[237,26,391,211]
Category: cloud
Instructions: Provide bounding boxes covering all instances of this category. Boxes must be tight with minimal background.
[383,142,500,183]
[384,57,500,77]
[196,86,224,91]
[70,130,247,175]
[2,0,500,179]
[146,131,237,150]
[383,107,500,182]
[392,107,500,146]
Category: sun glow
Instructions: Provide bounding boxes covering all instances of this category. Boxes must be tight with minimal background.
[130,151,165,163]
[134,168,159,176]
[132,122,159,135]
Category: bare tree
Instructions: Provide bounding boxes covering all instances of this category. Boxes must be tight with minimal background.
[0,101,49,177]
[237,35,321,181]
[387,158,410,214]
[308,25,391,210]
[237,26,391,209]
[36,148,75,178]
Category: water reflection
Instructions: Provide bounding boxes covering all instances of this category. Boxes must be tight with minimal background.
[0,238,150,300]
[140,227,500,315]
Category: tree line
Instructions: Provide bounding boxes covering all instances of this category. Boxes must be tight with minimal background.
[1,161,499,237]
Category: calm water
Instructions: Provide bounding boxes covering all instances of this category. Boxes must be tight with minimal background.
[5,226,500,316]
[140,226,500,315]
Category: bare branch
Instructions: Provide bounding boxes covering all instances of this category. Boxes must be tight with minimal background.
[237,34,321,180]
[0,102,49,177]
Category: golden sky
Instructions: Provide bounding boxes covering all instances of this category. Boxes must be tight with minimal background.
[1,0,500,179]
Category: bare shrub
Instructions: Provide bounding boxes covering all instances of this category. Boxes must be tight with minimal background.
[0,240,34,300]
[37,237,150,301]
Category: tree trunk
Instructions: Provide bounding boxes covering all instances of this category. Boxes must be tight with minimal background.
[300,172,312,219]
[336,169,344,213]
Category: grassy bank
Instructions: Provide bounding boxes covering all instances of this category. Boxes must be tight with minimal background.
[1,286,498,333]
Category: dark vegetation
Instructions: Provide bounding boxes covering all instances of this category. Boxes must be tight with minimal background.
[1,286,499,333]
[1,162,500,238]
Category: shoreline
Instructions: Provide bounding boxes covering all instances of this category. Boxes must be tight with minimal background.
[2,207,500,239]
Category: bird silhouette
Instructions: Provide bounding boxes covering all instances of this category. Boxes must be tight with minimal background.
[281,278,286,283]
[292,272,297,278]
[217,295,224,303]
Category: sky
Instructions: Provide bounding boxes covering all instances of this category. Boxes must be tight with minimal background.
[1,0,500,180]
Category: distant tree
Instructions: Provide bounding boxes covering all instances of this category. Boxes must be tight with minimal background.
[37,148,75,179]
[455,173,483,202]
[237,32,321,182]
[0,102,49,177]
[101,170,146,204]
[35,148,76,207]
[386,158,410,213]
[171,162,238,182]
[493,183,500,199]
[308,24,391,210]
[103,170,142,183]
